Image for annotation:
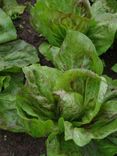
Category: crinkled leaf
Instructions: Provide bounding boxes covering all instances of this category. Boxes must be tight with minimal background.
[47,136,82,156]
[91,0,117,15]
[2,0,25,19]
[55,91,83,121]
[89,3,117,55]
[0,74,25,132]
[0,40,39,72]
[0,8,17,44]
[39,30,103,74]
[16,65,62,137]
[16,92,54,137]
[47,135,117,156]
[31,0,91,46]
[82,138,117,156]
[54,69,107,124]
[23,64,62,103]
[17,102,54,137]
[63,95,117,146]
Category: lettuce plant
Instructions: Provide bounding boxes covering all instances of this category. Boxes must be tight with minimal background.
[15,64,117,156]
[31,0,117,55]
[31,0,92,47]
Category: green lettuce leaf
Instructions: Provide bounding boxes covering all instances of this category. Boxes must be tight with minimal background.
[16,65,62,137]
[54,69,107,124]
[31,0,91,46]
[39,30,103,74]
[47,135,117,156]
[0,8,17,44]
[47,136,82,156]
[91,0,117,15]
[31,0,117,56]
[12,64,117,154]
[111,64,117,73]
[89,1,117,55]
[62,93,117,146]
[23,64,62,103]
[0,39,39,72]
[2,0,25,19]
[0,74,25,132]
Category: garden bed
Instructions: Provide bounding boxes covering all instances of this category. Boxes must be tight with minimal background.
[0,0,117,156]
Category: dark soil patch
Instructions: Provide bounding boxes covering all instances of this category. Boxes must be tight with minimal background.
[0,130,46,156]
[101,41,117,79]
[0,0,117,156]
[17,0,36,5]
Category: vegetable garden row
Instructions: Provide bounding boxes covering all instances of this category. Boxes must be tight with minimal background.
[0,0,117,155]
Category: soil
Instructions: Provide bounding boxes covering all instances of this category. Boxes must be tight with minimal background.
[0,0,117,156]
[101,41,117,79]
[0,130,46,156]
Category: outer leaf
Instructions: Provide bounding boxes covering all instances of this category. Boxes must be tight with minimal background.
[89,98,117,138]
[39,30,103,74]
[47,135,117,156]
[47,136,82,156]
[17,103,54,137]
[0,40,39,72]
[91,0,117,15]
[16,65,62,137]
[63,96,117,147]
[64,121,92,146]
[0,8,17,44]
[2,0,25,19]
[23,64,62,103]
[89,3,117,55]
[82,138,117,156]
[0,74,25,132]
[111,64,117,73]
[31,0,91,46]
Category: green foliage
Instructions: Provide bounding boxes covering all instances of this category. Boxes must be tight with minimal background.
[0,40,39,72]
[39,30,103,74]
[0,0,117,155]
[2,0,25,19]
[31,0,91,47]
[0,8,17,44]
[16,65,117,155]
[31,0,117,55]
[112,64,117,73]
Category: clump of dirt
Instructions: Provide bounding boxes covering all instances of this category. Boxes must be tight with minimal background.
[0,130,46,156]
[101,41,117,79]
